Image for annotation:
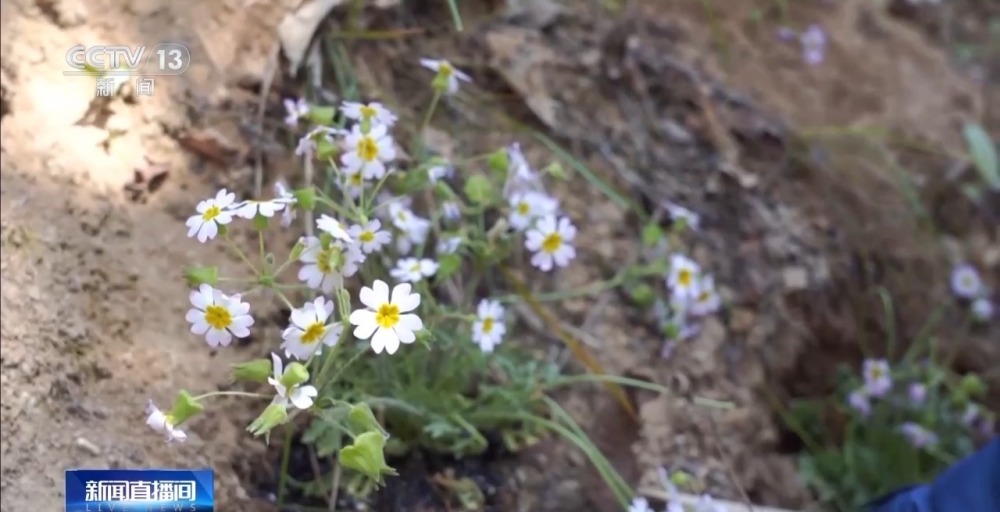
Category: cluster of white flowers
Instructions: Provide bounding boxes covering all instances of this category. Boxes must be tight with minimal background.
[152,58,595,442]
[950,263,993,323]
[504,143,577,271]
[652,204,722,358]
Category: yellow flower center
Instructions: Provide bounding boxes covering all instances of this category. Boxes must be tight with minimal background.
[204,304,232,330]
[300,322,326,345]
[357,136,379,162]
[541,233,562,254]
[360,231,375,243]
[482,317,495,334]
[677,269,693,287]
[409,262,422,273]
[201,205,221,222]
[870,367,883,379]
[697,290,710,302]
[375,303,400,328]
[360,105,377,119]
[439,62,453,77]
[517,202,531,215]
[349,173,364,186]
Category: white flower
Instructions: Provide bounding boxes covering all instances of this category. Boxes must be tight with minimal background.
[863,359,892,397]
[420,58,472,94]
[281,297,342,360]
[340,169,366,199]
[296,126,343,157]
[391,257,439,283]
[146,400,187,443]
[340,101,397,127]
[667,254,701,303]
[348,219,392,254]
[274,180,297,227]
[185,284,254,347]
[284,97,309,126]
[233,198,287,220]
[848,389,871,417]
[437,235,462,256]
[316,214,353,243]
[185,189,236,243]
[951,263,983,299]
[971,297,993,322]
[388,202,432,248]
[508,191,559,231]
[441,201,462,221]
[341,123,396,179]
[627,497,654,512]
[349,280,423,355]
[427,162,454,183]
[473,299,506,353]
[689,274,721,316]
[662,201,701,231]
[268,353,318,410]
[503,142,544,197]
[525,215,577,271]
[298,237,365,294]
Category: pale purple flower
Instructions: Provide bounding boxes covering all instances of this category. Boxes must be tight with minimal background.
[800,25,827,66]
[899,422,938,448]
[971,297,993,322]
[848,389,871,417]
[907,383,927,405]
[863,359,892,397]
[951,263,983,299]
[962,404,981,426]
[777,26,797,42]
[284,97,310,126]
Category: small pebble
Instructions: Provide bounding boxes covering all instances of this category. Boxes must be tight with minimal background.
[75,437,102,456]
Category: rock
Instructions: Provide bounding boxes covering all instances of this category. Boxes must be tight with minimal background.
[74,437,101,456]
[782,266,809,291]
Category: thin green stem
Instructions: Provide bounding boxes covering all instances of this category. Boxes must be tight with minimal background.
[192,390,270,401]
[277,425,294,507]
[259,230,266,267]
[225,233,259,275]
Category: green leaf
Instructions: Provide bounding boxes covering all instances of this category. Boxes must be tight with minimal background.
[963,123,999,189]
[435,253,462,282]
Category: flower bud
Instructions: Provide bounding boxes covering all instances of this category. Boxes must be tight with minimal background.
[629,284,656,308]
[338,431,397,484]
[306,106,335,126]
[293,187,317,210]
[486,148,509,173]
[542,161,567,180]
[347,403,386,436]
[184,266,218,287]
[280,362,310,388]
[232,359,272,384]
[960,374,986,397]
[247,402,289,438]
[167,390,204,426]
[463,175,493,206]
[289,238,307,261]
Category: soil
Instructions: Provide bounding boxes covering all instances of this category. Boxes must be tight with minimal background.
[1,0,996,512]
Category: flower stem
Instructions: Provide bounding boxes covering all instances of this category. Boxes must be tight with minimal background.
[224,233,259,275]
[192,390,269,401]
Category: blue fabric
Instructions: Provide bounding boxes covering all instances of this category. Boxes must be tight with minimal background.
[865,437,1000,512]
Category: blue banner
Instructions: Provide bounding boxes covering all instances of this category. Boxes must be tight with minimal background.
[65,469,214,511]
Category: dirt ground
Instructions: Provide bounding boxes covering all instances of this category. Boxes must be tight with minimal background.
[1,0,996,511]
